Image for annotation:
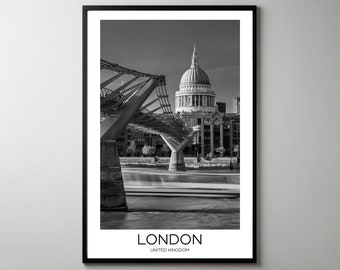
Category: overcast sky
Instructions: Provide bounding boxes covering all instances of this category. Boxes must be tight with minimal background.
[101,20,239,112]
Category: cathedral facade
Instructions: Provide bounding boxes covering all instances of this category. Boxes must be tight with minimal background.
[175,46,240,158]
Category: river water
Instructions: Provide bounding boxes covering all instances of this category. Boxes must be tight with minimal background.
[101,167,240,229]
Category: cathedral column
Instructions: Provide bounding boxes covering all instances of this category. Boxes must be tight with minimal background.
[196,132,199,157]
[220,123,224,157]
[201,121,204,156]
[229,122,233,157]
[210,123,214,155]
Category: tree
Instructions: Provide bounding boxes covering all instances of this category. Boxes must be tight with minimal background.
[142,145,156,157]
[233,145,239,156]
[233,145,240,167]
[206,152,214,160]
[216,146,226,157]
[126,140,137,156]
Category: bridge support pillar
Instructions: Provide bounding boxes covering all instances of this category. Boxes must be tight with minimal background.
[169,150,186,171]
[100,140,128,211]
[100,78,162,211]
[160,134,196,172]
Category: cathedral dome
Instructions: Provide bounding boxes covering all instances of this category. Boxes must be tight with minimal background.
[180,67,210,85]
[179,45,211,86]
[175,45,216,114]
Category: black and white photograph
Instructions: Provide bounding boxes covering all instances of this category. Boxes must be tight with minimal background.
[100,19,241,230]
[84,6,256,262]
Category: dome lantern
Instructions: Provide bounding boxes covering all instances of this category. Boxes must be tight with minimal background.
[190,44,199,69]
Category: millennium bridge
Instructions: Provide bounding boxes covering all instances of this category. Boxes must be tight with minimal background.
[100,59,200,211]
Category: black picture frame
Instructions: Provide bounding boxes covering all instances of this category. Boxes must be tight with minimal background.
[83,5,257,263]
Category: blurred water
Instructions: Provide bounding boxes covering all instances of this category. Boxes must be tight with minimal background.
[101,168,240,229]
[122,168,240,185]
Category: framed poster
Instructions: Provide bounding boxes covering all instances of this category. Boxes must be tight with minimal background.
[83,5,256,263]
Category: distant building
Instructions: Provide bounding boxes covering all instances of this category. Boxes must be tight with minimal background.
[116,128,165,157]
[233,96,240,113]
[216,102,226,113]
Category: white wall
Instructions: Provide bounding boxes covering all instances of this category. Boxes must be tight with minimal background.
[0,0,339,269]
